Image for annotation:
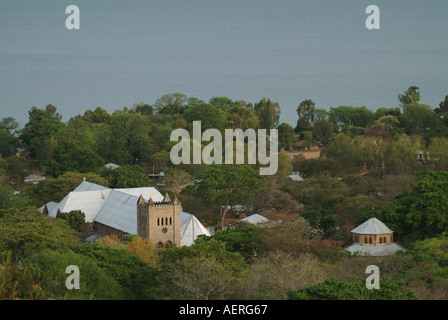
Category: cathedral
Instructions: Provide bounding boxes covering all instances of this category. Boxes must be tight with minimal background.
[41,180,210,246]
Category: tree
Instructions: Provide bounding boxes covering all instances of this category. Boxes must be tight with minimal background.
[163,168,194,193]
[101,165,152,188]
[288,277,417,300]
[108,113,154,164]
[193,165,265,229]
[295,99,316,134]
[20,105,64,160]
[324,133,361,168]
[123,236,160,268]
[435,94,448,124]
[400,103,440,134]
[427,137,448,170]
[74,243,160,299]
[82,107,112,124]
[254,98,281,129]
[57,210,86,232]
[209,96,236,113]
[0,251,45,300]
[329,106,375,131]
[0,207,81,256]
[398,85,420,109]
[227,104,259,130]
[277,123,294,149]
[153,93,187,114]
[183,102,229,132]
[312,118,334,146]
[374,170,448,241]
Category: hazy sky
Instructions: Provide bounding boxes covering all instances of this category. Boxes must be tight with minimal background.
[0,0,447,127]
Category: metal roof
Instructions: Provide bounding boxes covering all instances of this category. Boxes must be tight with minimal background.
[345,242,406,256]
[73,180,110,192]
[47,189,112,222]
[241,214,270,225]
[351,218,393,235]
[180,212,211,246]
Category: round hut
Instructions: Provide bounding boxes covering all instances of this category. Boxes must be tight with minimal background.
[345,217,405,256]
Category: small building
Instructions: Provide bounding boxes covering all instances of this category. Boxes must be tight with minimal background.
[345,217,405,256]
[24,174,46,185]
[241,214,270,225]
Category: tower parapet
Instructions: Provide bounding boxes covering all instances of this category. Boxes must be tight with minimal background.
[137,194,182,246]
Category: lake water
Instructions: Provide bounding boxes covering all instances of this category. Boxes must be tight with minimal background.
[0,0,447,127]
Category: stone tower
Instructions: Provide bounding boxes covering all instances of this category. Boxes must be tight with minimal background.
[137,193,182,247]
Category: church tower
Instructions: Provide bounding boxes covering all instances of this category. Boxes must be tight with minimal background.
[137,193,182,247]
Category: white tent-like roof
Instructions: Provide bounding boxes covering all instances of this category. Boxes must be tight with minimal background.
[180,212,211,246]
[345,242,406,256]
[351,217,393,235]
[241,214,269,225]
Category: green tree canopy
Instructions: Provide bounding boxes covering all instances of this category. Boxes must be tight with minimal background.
[193,165,265,229]
[0,207,81,256]
[254,98,280,129]
[288,277,417,300]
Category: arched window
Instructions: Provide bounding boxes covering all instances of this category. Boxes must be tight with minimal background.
[157,218,160,226]
[170,217,172,225]
[165,217,168,225]
[369,237,372,244]
[364,237,367,244]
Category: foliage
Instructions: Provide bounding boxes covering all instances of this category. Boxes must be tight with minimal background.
[254,98,280,129]
[73,244,160,299]
[27,171,108,205]
[19,104,64,160]
[163,168,193,193]
[0,251,45,300]
[57,210,86,232]
[238,251,326,300]
[161,239,247,274]
[30,248,125,300]
[193,164,265,228]
[288,277,417,300]
[101,165,152,188]
[374,170,448,241]
[195,227,258,260]
[0,207,81,256]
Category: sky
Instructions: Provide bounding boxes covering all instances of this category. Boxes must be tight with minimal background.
[0,0,447,128]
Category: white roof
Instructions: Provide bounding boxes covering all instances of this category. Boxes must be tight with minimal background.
[180,212,211,246]
[288,172,304,181]
[351,218,393,235]
[104,163,120,170]
[94,188,164,234]
[345,242,406,256]
[241,214,269,225]
[73,180,109,192]
[47,189,113,222]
